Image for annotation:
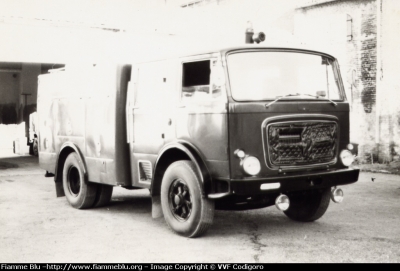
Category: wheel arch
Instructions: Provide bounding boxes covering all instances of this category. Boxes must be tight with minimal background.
[151,141,211,197]
[54,142,88,197]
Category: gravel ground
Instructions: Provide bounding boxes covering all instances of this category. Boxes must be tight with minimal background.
[354,162,400,175]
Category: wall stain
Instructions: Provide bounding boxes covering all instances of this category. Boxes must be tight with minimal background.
[360,13,377,113]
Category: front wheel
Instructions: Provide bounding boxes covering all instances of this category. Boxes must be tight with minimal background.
[161,161,214,238]
[284,188,331,222]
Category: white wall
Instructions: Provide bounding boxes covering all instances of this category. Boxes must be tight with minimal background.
[0,0,303,64]
[378,0,400,161]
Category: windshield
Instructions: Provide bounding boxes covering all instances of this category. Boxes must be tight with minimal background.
[227,51,343,102]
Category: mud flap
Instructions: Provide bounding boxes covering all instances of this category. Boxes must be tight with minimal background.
[55,180,65,197]
[151,195,163,219]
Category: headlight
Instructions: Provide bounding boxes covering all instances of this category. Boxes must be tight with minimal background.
[340,150,354,167]
[242,156,261,176]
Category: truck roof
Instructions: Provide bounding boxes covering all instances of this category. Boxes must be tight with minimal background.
[42,43,337,72]
[133,43,336,64]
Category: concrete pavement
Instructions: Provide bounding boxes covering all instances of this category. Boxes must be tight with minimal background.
[1,155,400,263]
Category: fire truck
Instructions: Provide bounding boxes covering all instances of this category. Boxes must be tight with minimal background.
[37,33,359,237]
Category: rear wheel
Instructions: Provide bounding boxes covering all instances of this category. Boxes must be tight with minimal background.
[161,161,214,238]
[93,184,113,208]
[284,188,331,222]
[62,152,97,209]
[32,138,38,156]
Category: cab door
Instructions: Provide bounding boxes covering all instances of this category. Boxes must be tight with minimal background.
[175,54,230,178]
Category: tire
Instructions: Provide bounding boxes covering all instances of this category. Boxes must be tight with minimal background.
[62,152,97,209]
[29,143,34,155]
[161,161,214,238]
[284,188,331,222]
[92,184,113,208]
[32,138,38,156]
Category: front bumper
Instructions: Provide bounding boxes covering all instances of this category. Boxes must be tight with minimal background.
[208,168,359,199]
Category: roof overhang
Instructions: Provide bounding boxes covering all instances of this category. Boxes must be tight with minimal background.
[296,0,340,9]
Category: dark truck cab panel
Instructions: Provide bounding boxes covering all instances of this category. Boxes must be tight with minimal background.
[228,103,351,176]
[224,102,358,196]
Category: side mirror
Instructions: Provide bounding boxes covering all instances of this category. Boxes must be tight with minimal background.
[316,90,326,97]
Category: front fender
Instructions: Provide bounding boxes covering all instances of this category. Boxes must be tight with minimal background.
[151,141,212,196]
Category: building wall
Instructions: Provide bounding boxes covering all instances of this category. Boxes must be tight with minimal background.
[0,63,41,126]
[295,0,379,162]
[0,72,20,124]
[19,63,41,138]
[378,0,400,161]
[174,0,298,36]
[20,64,40,107]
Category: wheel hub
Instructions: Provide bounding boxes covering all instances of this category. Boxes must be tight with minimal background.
[68,166,81,197]
[174,194,183,205]
[169,179,192,221]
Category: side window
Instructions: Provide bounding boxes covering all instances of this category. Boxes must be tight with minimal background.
[181,60,210,102]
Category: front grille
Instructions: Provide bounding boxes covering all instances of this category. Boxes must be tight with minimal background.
[266,121,337,166]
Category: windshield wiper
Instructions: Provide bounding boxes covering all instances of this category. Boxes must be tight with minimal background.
[301,93,337,106]
[265,93,337,108]
[265,93,301,108]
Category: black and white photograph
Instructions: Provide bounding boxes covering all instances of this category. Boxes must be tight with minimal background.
[1,0,399,264]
